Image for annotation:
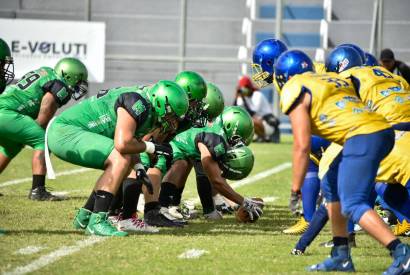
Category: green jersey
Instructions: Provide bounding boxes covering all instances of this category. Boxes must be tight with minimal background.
[0,67,71,118]
[170,121,227,161]
[55,86,156,139]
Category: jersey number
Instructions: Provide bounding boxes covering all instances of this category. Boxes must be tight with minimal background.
[17,71,40,90]
[373,68,393,79]
[321,77,350,88]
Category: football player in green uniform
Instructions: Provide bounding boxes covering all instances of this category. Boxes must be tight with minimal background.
[0,57,88,201]
[0,38,14,94]
[48,80,189,236]
[159,105,259,221]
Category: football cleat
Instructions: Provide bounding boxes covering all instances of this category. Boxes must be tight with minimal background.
[283,216,309,234]
[204,210,223,220]
[28,186,64,201]
[383,243,410,275]
[168,206,184,220]
[107,214,120,227]
[214,194,235,214]
[307,245,355,272]
[159,207,188,225]
[117,214,159,233]
[85,212,128,237]
[144,208,185,227]
[393,220,410,236]
[73,208,92,229]
[291,248,304,256]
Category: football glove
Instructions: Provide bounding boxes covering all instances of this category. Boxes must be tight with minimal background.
[134,163,153,195]
[289,190,302,215]
[242,197,263,221]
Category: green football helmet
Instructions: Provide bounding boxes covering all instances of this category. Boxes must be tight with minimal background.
[54,57,88,100]
[216,106,254,146]
[0,38,14,92]
[147,80,189,132]
[175,71,208,125]
[219,144,254,180]
[204,82,225,121]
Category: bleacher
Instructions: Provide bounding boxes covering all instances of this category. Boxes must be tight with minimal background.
[1,0,409,111]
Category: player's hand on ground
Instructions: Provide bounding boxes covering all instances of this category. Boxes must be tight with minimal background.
[134,163,154,194]
[242,197,264,221]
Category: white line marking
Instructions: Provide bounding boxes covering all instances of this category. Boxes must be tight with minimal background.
[14,246,46,255]
[3,162,290,274]
[230,162,291,189]
[0,168,92,188]
[189,162,291,204]
[262,196,277,203]
[4,237,105,275]
[178,249,209,259]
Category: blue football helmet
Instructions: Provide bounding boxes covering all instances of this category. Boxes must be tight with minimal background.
[364,52,379,66]
[274,50,314,90]
[325,46,363,73]
[252,39,288,88]
[338,43,366,63]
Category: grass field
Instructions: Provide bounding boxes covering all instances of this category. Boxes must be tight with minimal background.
[0,135,403,274]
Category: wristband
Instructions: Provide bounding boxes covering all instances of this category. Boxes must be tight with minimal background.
[143,141,155,154]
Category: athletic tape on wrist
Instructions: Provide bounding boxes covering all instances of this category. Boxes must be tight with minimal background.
[144,141,155,154]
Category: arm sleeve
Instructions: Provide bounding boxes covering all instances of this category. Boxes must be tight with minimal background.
[114,92,151,126]
[195,132,228,161]
[42,80,71,107]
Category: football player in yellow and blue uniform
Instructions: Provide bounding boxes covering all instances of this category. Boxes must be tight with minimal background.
[326,45,410,131]
[270,49,409,274]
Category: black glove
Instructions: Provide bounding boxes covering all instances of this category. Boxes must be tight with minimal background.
[134,163,153,195]
[289,190,302,215]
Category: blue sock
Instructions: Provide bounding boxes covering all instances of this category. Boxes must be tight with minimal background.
[295,203,329,251]
[301,168,320,222]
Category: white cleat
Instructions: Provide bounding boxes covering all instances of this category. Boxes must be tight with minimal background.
[117,215,159,233]
[204,210,223,220]
[168,206,184,220]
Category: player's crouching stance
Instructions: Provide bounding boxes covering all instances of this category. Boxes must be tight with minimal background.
[47,81,189,236]
[0,57,88,201]
[159,106,262,221]
[273,50,410,274]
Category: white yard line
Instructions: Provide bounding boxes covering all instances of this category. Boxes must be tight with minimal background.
[14,246,46,255]
[189,162,291,204]
[0,168,92,188]
[3,237,105,275]
[230,162,291,189]
[3,162,290,274]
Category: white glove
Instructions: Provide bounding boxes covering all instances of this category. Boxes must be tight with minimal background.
[242,197,264,221]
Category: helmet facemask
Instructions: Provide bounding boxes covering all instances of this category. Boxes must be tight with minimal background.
[71,80,89,100]
[187,98,207,127]
[1,56,14,85]
[251,63,272,88]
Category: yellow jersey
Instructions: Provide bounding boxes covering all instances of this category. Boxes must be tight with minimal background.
[339,66,410,125]
[377,131,410,185]
[319,132,410,186]
[314,62,327,74]
[280,72,390,144]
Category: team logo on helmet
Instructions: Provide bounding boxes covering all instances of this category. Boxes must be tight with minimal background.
[301,61,309,69]
[338,58,350,73]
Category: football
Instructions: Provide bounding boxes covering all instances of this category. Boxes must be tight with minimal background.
[235,197,264,223]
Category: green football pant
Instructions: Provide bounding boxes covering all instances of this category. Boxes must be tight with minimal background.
[0,109,45,158]
[47,120,114,170]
